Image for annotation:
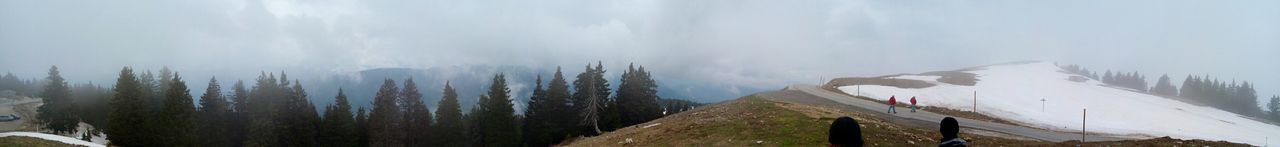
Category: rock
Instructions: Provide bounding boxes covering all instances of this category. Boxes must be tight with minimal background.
[908,140,915,144]
[618,138,634,145]
[756,140,764,144]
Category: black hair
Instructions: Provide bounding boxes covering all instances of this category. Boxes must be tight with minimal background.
[828,116,863,146]
[941,117,960,140]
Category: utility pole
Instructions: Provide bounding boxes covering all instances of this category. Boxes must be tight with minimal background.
[819,75,823,86]
[973,91,977,112]
[1082,108,1087,143]
[1041,98,1046,112]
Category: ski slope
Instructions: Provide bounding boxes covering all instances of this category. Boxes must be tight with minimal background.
[0,132,105,147]
[836,61,1280,146]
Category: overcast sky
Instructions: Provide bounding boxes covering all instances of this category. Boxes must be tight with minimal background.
[1,0,1277,105]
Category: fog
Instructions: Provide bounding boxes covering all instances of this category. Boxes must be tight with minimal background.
[1,0,1277,105]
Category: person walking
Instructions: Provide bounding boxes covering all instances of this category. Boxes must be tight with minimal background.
[887,96,897,114]
[938,117,968,147]
[828,117,864,147]
[910,96,918,113]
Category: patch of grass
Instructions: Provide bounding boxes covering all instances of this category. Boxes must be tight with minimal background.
[649,96,830,146]
[920,71,978,86]
[825,77,936,89]
[0,136,81,147]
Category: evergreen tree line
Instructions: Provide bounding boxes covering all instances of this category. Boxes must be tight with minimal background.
[1179,75,1263,117]
[1102,70,1148,91]
[1060,64,1101,80]
[657,98,702,115]
[15,66,135,142]
[0,72,44,97]
[1061,64,1149,91]
[1060,64,1271,120]
[29,62,676,146]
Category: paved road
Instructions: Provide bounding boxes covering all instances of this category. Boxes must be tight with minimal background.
[757,84,1131,142]
[0,98,39,132]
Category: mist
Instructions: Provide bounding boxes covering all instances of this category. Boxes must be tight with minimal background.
[1,0,1277,105]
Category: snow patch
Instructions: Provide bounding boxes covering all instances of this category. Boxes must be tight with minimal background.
[837,61,1280,146]
[0,132,105,147]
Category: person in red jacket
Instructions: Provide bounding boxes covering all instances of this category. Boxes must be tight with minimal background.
[887,95,898,114]
[910,96,918,113]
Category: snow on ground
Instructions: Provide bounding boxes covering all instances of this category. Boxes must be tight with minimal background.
[0,132,105,147]
[837,61,1280,146]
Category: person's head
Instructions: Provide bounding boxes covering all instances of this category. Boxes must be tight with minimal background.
[828,116,863,147]
[940,117,960,139]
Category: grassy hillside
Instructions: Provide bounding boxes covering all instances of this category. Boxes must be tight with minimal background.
[0,136,81,147]
[563,96,1045,146]
[563,95,1249,146]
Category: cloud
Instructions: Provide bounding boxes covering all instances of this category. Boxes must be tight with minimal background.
[1,0,1277,104]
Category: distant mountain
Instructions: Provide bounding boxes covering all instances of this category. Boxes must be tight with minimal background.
[303,65,767,113]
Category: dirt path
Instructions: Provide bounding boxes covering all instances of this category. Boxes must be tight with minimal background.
[757,84,1134,142]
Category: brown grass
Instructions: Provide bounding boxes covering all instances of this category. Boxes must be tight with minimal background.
[826,77,936,89]
[562,96,1048,146]
[0,136,82,147]
[919,71,979,86]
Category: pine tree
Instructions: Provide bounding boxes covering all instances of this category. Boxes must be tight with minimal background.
[156,73,197,146]
[1269,96,1279,121]
[244,73,280,146]
[1177,75,1198,99]
[526,68,583,146]
[1103,70,1114,84]
[1151,74,1178,96]
[434,81,466,146]
[71,82,110,138]
[354,107,370,147]
[197,77,232,147]
[320,88,356,147]
[477,73,521,146]
[157,67,173,98]
[368,79,404,147]
[401,78,433,146]
[545,67,574,139]
[139,70,160,110]
[616,64,663,127]
[0,72,22,95]
[37,66,78,134]
[228,80,249,147]
[523,75,550,146]
[106,67,149,146]
[279,80,319,146]
[231,80,249,112]
[574,63,611,135]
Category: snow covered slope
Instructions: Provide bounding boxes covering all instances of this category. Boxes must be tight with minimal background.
[0,132,105,147]
[836,61,1280,145]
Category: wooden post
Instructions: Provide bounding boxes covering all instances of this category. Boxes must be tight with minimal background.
[973,91,977,112]
[1082,108,1087,142]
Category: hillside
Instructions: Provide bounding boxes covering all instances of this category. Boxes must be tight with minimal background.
[0,132,104,147]
[832,61,1279,145]
[563,96,1046,146]
[563,94,1246,146]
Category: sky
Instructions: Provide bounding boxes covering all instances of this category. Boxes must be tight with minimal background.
[1,0,1278,106]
